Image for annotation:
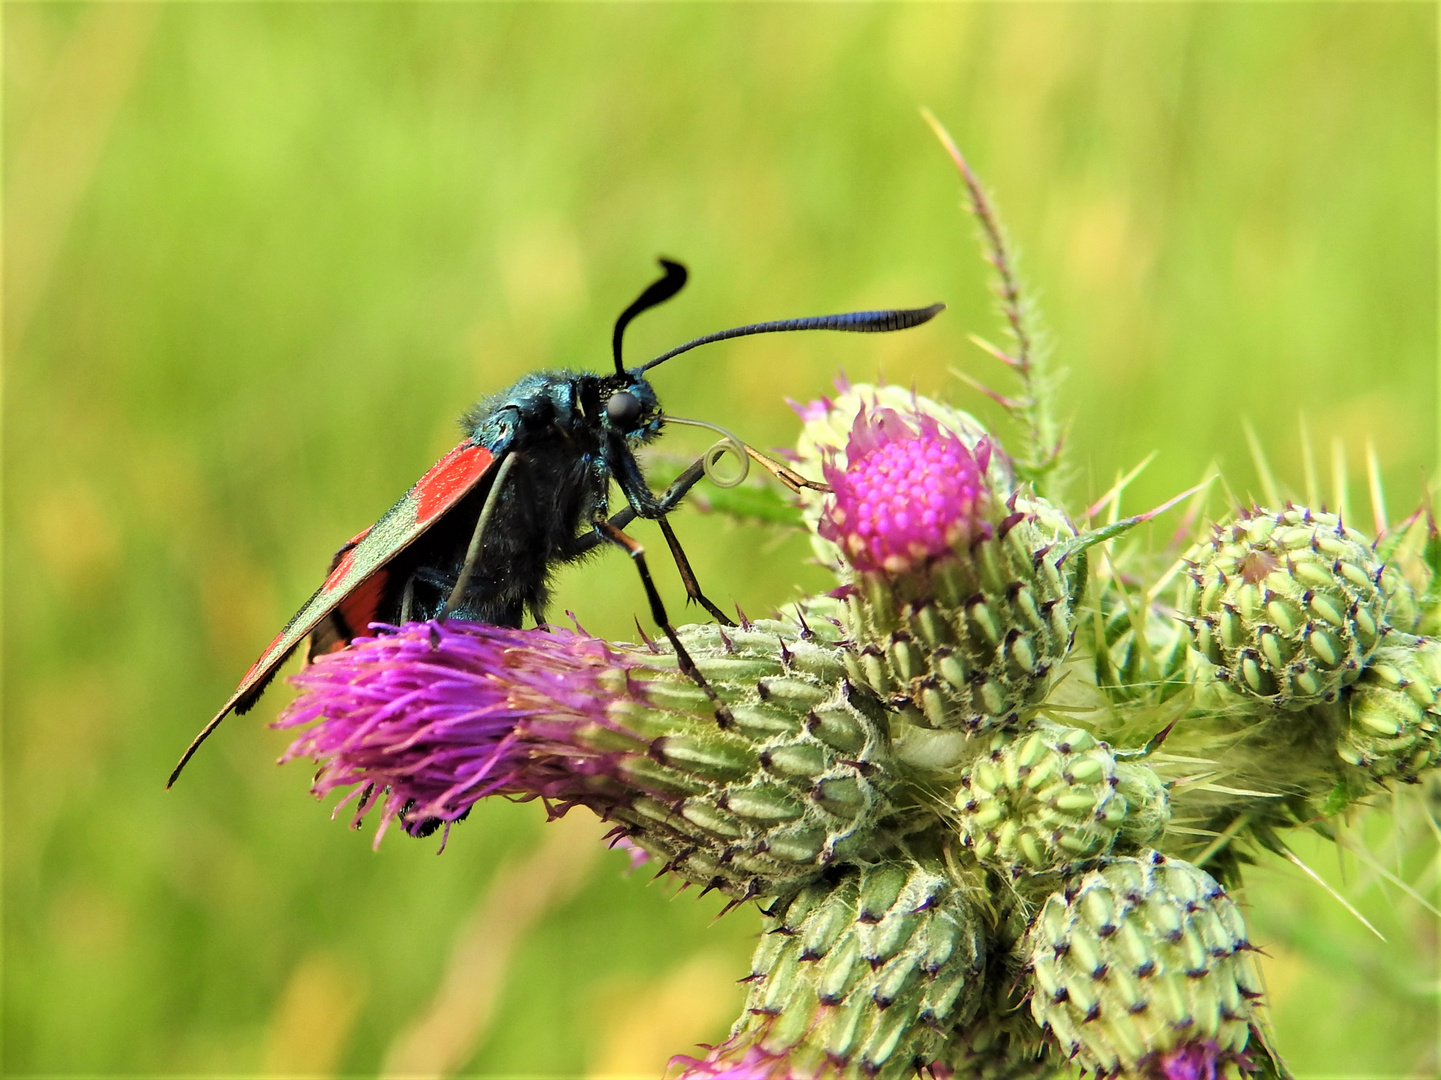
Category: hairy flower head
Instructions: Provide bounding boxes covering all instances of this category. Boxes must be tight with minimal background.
[277,620,640,845]
[818,405,993,575]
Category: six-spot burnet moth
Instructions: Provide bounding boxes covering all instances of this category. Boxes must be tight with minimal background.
[168,259,943,786]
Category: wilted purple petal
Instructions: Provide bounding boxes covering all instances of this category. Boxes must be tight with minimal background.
[788,395,835,424]
[276,620,643,846]
[787,375,857,426]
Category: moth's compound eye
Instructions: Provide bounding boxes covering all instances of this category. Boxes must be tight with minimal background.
[606,390,643,428]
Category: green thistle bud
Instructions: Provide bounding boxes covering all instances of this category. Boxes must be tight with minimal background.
[1114,761,1170,851]
[1380,564,1422,635]
[1339,636,1441,783]
[724,860,987,1080]
[815,400,1078,733]
[953,725,1168,878]
[1373,506,1441,636]
[1179,506,1388,708]
[1026,852,1266,1078]
[613,621,900,899]
[936,1011,1067,1080]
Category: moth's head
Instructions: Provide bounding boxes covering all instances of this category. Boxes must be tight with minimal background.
[597,372,662,445]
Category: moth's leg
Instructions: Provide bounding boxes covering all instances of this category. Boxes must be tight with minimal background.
[572,456,707,554]
[593,518,735,728]
[656,516,733,625]
[575,456,734,625]
[441,452,519,621]
[637,446,827,625]
[400,575,416,623]
[583,456,707,541]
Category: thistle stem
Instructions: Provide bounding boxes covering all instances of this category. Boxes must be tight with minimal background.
[922,108,1062,493]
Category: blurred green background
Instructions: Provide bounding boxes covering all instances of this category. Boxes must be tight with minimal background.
[4,3,1437,1077]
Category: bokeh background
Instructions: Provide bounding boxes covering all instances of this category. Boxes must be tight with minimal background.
[5,3,1437,1077]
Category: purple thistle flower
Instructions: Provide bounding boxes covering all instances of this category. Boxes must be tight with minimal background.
[276,620,645,846]
[788,394,836,425]
[277,616,896,898]
[670,1045,799,1080]
[818,404,992,575]
[612,833,651,871]
[1147,1040,1253,1080]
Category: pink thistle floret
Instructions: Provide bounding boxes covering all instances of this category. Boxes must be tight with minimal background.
[276,620,642,847]
[787,374,853,424]
[671,1045,800,1080]
[612,834,651,871]
[818,406,992,575]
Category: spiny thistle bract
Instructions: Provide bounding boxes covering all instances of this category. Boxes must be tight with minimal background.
[1178,506,1388,708]
[1339,635,1441,783]
[1374,506,1441,636]
[688,860,986,1080]
[951,724,1168,879]
[278,617,899,900]
[935,999,1067,1080]
[1026,852,1266,1080]
[809,399,1079,734]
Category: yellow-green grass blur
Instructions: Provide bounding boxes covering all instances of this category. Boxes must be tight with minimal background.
[5,4,1436,1077]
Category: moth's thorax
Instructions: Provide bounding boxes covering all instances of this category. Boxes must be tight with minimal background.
[462,369,662,452]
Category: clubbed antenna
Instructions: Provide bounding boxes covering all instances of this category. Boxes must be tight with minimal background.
[614,258,689,375]
[922,108,1063,494]
[640,303,944,373]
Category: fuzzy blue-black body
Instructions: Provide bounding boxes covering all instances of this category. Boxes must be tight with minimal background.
[367,367,663,631]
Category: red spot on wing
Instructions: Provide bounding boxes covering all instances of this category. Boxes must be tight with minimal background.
[322,525,375,593]
[229,449,488,707]
[323,546,360,592]
[243,631,286,681]
[336,571,388,640]
[414,443,494,526]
